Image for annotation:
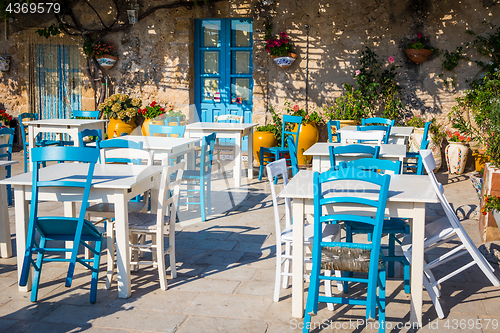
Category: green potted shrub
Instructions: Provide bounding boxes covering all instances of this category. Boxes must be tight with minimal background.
[323,83,370,126]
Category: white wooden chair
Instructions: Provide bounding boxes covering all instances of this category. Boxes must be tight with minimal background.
[266,159,341,308]
[214,114,243,176]
[106,161,185,290]
[340,130,385,145]
[401,149,500,319]
[84,139,153,281]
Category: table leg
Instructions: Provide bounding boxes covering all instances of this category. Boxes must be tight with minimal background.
[0,167,12,258]
[292,198,305,318]
[233,133,242,187]
[14,186,30,291]
[64,202,76,259]
[247,128,254,180]
[410,202,425,328]
[114,190,131,298]
[312,156,321,173]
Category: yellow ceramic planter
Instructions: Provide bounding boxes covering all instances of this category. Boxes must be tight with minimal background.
[107,118,137,138]
[293,122,319,166]
[253,131,277,166]
[141,118,165,136]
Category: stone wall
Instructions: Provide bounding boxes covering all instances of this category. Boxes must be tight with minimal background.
[1,0,500,131]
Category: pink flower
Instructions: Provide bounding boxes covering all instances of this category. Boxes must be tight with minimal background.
[417,33,423,38]
[355,70,361,76]
[388,56,394,63]
[293,105,300,112]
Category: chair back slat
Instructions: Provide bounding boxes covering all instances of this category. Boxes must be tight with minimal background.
[165,117,181,126]
[342,157,402,175]
[199,133,216,176]
[78,129,102,148]
[361,117,395,127]
[281,114,302,147]
[98,139,152,165]
[72,110,99,119]
[329,144,380,170]
[286,136,299,176]
[358,125,391,144]
[265,159,292,234]
[149,124,186,138]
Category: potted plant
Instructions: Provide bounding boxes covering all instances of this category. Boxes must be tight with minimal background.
[85,40,118,69]
[254,106,281,165]
[481,194,500,224]
[98,93,142,138]
[405,114,446,171]
[139,101,167,136]
[405,33,434,64]
[445,130,471,174]
[323,83,370,126]
[163,110,187,126]
[0,109,13,128]
[285,100,322,165]
[264,22,297,70]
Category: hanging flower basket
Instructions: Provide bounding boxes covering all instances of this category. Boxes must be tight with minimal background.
[271,53,298,70]
[405,49,433,64]
[96,54,118,69]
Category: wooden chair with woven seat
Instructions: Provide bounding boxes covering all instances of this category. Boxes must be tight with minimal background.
[303,167,390,333]
[19,146,103,303]
[213,114,243,176]
[0,127,15,205]
[327,120,341,143]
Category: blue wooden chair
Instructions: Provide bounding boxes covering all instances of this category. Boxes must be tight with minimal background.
[362,117,395,127]
[165,117,181,126]
[18,113,61,173]
[341,158,410,293]
[78,129,103,147]
[328,144,380,171]
[404,121,432,174]
[0,127,14,205]
[258,115,302,182]
[327,120,341,143]
[19,146,102,303]
[181,133,216,222]
[72,110,100,119]
[286,136,299,177]
[149,124,186,138]
[303,167,390,332]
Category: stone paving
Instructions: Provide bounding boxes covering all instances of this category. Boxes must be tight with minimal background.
[1,151,500,332]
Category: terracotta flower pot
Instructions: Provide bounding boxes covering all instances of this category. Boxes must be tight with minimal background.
[293,122,319,166]
[253,131,277,166]
[405,49,433,64]
[107,118,137,138]
[141,118,166,136]
[96,54,118,69]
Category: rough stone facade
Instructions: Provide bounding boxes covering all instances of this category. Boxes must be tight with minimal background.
[1,0,500,132]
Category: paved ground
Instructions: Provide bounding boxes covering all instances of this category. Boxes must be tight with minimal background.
[1,151,499,332]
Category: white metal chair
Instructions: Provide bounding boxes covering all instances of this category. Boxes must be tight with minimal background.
[214,114,243,176]
[340,130,385,145]
[266,159,341,307]
[107,161,185,290]
[401,149,500,319]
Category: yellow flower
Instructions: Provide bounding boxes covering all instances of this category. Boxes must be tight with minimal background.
[111,103,121,112]
[131,98,142,107]
[98,103,105,111]
[119,94,129,102]
[110,94,120,102]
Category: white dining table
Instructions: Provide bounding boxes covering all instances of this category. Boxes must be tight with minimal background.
[279,170,439,327]
[0,163,162,298]
[26,118,107,171]
[304,142,408,172]
[0,160,18,258]
[184,122,257,187]
[118,135,200,166]
[340,126,414,145]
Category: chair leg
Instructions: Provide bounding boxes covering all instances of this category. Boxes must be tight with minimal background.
[303,253,321,333]
[157,229,168,291]
[274,242,283,302]
[423,272,445,319]
[200,179,206,222]
[403,259,411,294]
[207,176,212,216]
[90,238,102,304]
[324,270,335,311]
[258,149,265,180]
[377,267,386,333]
[169,224,177,279]
[282,241,291,288]
[31,237,46,302]
[388,235,395,278]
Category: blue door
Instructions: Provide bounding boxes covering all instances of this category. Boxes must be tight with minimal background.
[194,18,253,150]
